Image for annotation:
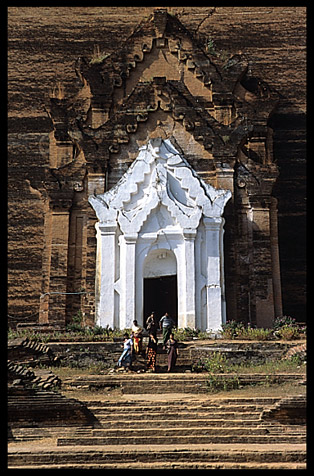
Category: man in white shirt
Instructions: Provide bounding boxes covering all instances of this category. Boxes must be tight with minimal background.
[159,312,175,348]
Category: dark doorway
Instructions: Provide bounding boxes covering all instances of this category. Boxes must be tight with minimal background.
[144,275,177,327]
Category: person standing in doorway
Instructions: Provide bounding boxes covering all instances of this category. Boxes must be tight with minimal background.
[159,312,175,348]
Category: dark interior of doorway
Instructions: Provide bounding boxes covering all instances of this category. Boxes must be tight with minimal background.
[144,275,177,327]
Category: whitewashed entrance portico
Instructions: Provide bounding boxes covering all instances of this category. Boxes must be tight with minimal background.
[89,139,231,332]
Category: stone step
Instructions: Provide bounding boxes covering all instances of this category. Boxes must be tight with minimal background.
[84,396,281,406]
[62,373,302,382]
[88,404,278,414]
[91,418,263,428]
[93,411,262,420]
[10,421,305,442]
[89,403,266,412]
[8,462,307,470]
[10,427,94,442]
[62,373,303,394]
[88,426,305,438]
[119,374,302,392]
[8,445,307,466]
[57,434,306,446]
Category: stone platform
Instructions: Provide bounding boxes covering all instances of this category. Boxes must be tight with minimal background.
[46,338,304,369]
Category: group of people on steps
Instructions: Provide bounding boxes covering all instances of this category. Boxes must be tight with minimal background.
[117,311,178,373]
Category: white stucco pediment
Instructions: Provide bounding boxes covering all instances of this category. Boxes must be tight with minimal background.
[89,138,231,235]
[140,204,178,234]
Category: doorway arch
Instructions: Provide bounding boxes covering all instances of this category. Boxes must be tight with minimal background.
[143,248,177,325]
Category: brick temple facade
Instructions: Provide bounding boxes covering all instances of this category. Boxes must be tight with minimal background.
[8,7,306,329]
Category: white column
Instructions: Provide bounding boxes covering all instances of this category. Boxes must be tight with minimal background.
[203,217,223,332]
[182,229,197,328]
[95,222,117,328]
[174,242,185,329]
[220,217,227,325]
[119,233,137,329]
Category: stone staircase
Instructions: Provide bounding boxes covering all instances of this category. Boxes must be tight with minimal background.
[8,338,306,469]
[57,397,306,446]
[8,393,306,469]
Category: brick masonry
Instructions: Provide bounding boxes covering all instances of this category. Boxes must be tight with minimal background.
[8,7,306,328]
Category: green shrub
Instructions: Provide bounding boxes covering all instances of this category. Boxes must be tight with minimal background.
[192,352,228,373]
[238,326,273,341]
[276,324,300,340]
[206,374,240,393]
[273,315,297,330]
[66,311,84,332]
[205,352,228,373]
[66,322,84,333]
[221,318,305,341]
[174,327,210,341]
[221,320,245,339]
[192,359,207,373]
[273,316,306,340]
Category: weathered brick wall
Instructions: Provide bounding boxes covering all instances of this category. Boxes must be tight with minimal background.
[8,7,306,327]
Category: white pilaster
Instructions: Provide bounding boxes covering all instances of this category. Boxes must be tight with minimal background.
[220,217,227,325]
[119,233,137,329]
[203,217,223,332]
[95,223,117,328]
[182,229,197,328]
